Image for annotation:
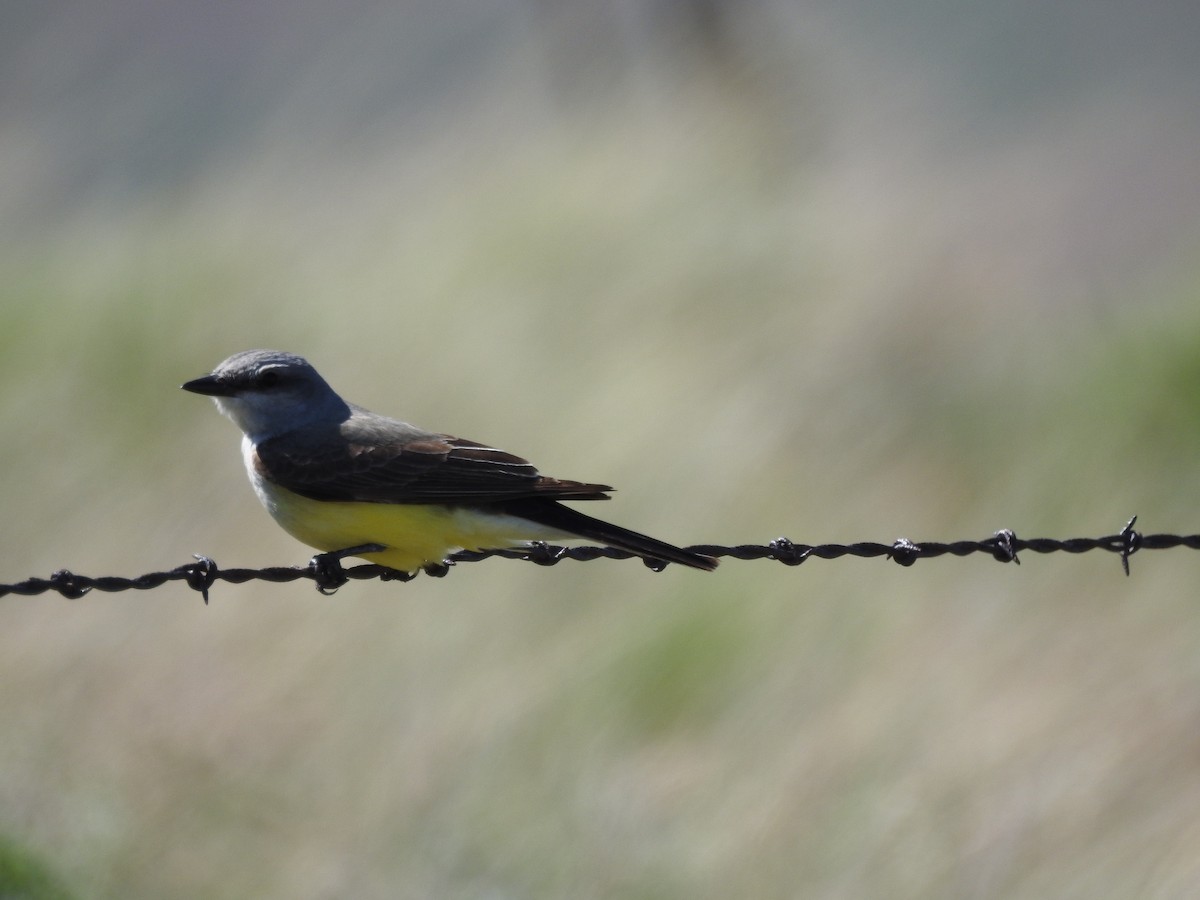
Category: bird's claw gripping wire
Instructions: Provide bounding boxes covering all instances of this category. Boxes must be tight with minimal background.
[309,544,387,594]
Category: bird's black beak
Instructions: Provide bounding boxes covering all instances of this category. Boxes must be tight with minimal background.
[181,374,234,397]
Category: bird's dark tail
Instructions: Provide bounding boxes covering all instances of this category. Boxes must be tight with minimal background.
[497,498,718,571]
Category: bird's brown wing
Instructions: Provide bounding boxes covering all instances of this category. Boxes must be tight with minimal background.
[254,423,611,505]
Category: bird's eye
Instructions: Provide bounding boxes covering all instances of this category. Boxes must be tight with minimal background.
[256,369,282,389]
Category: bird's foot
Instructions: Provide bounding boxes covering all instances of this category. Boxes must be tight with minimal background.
[309,543,387,594]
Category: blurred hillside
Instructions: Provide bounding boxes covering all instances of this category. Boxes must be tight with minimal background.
[3,2,1200,899]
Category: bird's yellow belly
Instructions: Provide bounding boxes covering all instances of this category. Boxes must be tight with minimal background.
[257,481,557,571]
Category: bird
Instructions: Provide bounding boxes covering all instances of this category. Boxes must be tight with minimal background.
[182,350,717,573]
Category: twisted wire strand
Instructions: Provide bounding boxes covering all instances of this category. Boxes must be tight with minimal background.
[3,516,1192,603]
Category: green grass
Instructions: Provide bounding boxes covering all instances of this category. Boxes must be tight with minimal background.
[0,836,75,900]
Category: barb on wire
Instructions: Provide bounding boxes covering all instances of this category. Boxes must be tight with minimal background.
[2,516,1197,603]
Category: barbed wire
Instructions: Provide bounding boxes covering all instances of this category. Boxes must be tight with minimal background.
[4,517,1197,604]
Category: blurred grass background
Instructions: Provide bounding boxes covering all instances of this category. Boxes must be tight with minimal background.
[3,2,1200,897]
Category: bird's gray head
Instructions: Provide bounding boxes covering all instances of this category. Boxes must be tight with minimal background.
[182,349,350,441]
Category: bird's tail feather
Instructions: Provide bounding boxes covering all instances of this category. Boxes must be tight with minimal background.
[497,499,717,571]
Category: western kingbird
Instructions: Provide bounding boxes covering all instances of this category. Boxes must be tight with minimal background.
[182,350,717,572]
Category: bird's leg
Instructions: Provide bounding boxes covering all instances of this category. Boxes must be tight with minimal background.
[308,543,387,594]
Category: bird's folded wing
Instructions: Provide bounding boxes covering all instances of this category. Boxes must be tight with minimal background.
[254,430,612,504]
